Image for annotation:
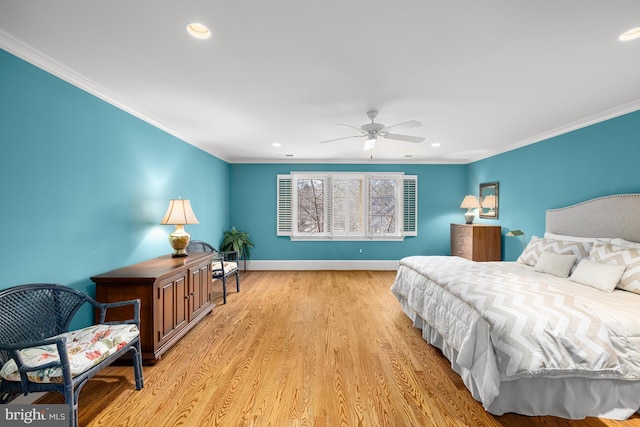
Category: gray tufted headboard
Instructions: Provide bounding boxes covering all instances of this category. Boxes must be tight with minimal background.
[546,194,640,242]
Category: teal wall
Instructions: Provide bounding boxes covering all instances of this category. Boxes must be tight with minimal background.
[229,110,640,263]
[229,163,466,260]
[468,110,640,261]
[2,44,639,322]
[0,49,230,305]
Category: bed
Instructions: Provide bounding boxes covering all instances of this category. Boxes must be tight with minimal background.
[391,194,640,420]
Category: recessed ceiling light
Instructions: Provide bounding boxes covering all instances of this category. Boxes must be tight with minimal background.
[285,154,294,157]
[272,142,282,147]
[404,154,413,158]
[431,142,441,147]
[619,27,640,41]
[186,23,211,40]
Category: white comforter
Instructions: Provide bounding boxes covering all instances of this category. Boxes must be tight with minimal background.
[391,256,640,409]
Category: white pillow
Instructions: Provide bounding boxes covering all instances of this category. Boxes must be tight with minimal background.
[534,251,577,278]
[517,235,591,270]
[544,232,611,243]
[589,241,640,294]
[570,259,627,292]
[610,238,640,249]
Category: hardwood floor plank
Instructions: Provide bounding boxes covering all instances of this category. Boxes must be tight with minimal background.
[35,270,640,426]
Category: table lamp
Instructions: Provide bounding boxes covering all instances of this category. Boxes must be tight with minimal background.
[160,199,199,257]
[460,195,480,224]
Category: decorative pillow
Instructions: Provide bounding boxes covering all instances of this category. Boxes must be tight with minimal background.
[517,236,591,270]
[570,259,627,292]
[543,232,611,243]
[534,251,577,278]
[589,241,640,294]
[0,323,139,384]
[610,238,640,250]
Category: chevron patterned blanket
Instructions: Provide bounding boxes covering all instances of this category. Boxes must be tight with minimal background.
[392,256,640,380]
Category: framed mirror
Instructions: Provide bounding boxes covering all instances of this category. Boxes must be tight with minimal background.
[479,182,499,219]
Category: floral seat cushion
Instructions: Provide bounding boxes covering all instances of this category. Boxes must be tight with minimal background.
[0,323,139,384]
[212,261,238,274]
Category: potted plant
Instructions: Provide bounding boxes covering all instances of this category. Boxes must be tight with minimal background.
[221,227,254,272]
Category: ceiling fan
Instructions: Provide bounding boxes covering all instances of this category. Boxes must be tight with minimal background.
[320,110,425,150]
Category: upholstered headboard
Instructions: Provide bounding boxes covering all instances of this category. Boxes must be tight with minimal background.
[546,194,640,242]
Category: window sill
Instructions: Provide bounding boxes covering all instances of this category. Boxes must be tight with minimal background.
[289,235,407,242]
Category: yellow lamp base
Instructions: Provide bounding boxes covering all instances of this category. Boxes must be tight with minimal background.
[168,225,191,257]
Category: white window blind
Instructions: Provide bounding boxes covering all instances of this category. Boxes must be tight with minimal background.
[403,177,417,236]
[332,174,365,238]
[276,175,292,236]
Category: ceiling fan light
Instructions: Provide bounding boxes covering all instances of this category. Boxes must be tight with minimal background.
[363,137,376,151]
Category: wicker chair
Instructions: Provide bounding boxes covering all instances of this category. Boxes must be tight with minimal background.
[187,240,240,304]
[0,283,144,427]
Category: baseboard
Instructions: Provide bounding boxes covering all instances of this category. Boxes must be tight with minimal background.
[244,260,399,271]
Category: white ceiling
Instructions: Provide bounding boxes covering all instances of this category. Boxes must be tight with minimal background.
[1,1,639,164]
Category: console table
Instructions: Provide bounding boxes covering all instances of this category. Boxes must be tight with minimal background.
[91,253,214,364]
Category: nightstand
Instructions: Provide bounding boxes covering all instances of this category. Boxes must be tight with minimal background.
[450,223,501,261]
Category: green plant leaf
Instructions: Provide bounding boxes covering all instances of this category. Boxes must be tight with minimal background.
[220,227,254,259]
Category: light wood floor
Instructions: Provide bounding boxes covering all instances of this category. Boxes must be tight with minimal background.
[38,270,640,426]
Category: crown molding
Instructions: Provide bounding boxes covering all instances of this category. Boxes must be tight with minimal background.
[3,29,637,167]
[0,30,231,162]
[467,99,640,163]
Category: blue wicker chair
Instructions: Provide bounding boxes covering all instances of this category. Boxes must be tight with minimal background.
[0,283,144,427]
[187,240,240,304]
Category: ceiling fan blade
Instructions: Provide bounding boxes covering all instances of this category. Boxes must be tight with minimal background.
[319,135,361,144]
[335,123,365,133]
[383,120,422,131]
[384,133,425,143]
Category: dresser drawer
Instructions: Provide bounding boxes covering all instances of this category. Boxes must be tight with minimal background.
[451,224,471,246]
[450,224,501,262]
[453,225,472,238]
[452,243,472,259]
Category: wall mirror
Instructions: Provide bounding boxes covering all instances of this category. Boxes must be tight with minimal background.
[479,182,499,219]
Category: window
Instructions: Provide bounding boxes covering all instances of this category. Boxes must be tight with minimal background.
[297,177,326,234]
[277,172,417,240]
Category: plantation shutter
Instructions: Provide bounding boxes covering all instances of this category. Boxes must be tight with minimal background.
[403,176,417,236]
[325,175,332,236]
[277,175,292,236]
[366,176,373,237]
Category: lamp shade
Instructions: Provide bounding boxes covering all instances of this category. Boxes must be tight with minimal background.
[460,195,480,210]
[160,199,199,225]
[481,194,496,209]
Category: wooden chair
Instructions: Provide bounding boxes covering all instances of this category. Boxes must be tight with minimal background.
[187,240,240,304]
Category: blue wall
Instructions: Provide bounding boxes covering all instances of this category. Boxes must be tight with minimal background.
[229,163,466,260]
[468,110,640,261]
[2,45,639,299]
[0,49,230,302]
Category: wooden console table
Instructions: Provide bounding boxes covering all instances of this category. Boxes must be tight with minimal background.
[91,253,214,364]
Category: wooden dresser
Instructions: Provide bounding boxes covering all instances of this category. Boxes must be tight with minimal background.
[450,223,501,261]
[91,253,214,364]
